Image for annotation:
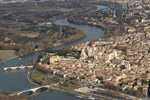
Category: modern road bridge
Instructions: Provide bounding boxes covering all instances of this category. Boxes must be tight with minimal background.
[11,85,50,96]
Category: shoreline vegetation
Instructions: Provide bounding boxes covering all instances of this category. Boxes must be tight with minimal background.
[0,89,8,95]
[0,89,29,100]
[0,2,108,64]
[0,30,85,63]
[68,1,124,39]
[0,1,95,62]
[0,5,96,63]
[0,2,106,63]
[0,4,109,63]
[0,24,86,60]
[0,26,86,63]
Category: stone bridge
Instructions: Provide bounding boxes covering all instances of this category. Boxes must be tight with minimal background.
[12,85,50,96]
[3,65,33,71]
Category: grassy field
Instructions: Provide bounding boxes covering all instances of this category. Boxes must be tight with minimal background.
[0,50,17,63]
[31,71,49,85]
[49,77,60,82]
[32,72,47,81]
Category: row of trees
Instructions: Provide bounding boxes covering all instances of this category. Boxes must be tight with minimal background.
[0,44,20,51]
[0,95,30,100]
[104,82,144,97]
[63,78,79,87]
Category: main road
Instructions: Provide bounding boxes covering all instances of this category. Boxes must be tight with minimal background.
[0,5,107,100]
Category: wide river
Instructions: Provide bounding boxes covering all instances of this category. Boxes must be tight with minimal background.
[0,5,107,100]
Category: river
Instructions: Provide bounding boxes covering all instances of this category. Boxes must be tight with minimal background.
[0,5,107,100]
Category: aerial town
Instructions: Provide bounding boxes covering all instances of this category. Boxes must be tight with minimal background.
[0,0,150,100]
[36,32,150,98]
[30,0,150,99]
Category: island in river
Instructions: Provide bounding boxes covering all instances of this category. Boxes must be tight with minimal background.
[0,0,123,63]
[0,1,96,62]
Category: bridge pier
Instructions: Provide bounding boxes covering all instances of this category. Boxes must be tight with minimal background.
[31,89,37,93]
[4,68,7,71]
[12,67,17,70]
[20,67,25,70]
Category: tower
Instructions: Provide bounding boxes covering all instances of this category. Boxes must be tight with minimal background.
[113,10,116,18]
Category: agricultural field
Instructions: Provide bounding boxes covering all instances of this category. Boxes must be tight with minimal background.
[0,1,89,56]
[0,50,17,62]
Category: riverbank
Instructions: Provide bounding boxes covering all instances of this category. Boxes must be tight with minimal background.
[27,68,108,100]
[67,2,124,39]
[0,31,85,64]
[0,89,9,96]
[27,68,41,86]
[28,68,142,100]
[0,50,18,63]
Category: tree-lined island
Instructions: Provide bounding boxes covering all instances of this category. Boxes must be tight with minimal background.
[0,1,93,62]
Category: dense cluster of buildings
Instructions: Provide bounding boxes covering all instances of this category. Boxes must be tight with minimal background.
[37,29,150,97]
[24,0,150,98]
[77,0,150,36]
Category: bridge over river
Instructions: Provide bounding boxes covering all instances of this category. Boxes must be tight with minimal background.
[3,65,33,71]
[11,85,50,96]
